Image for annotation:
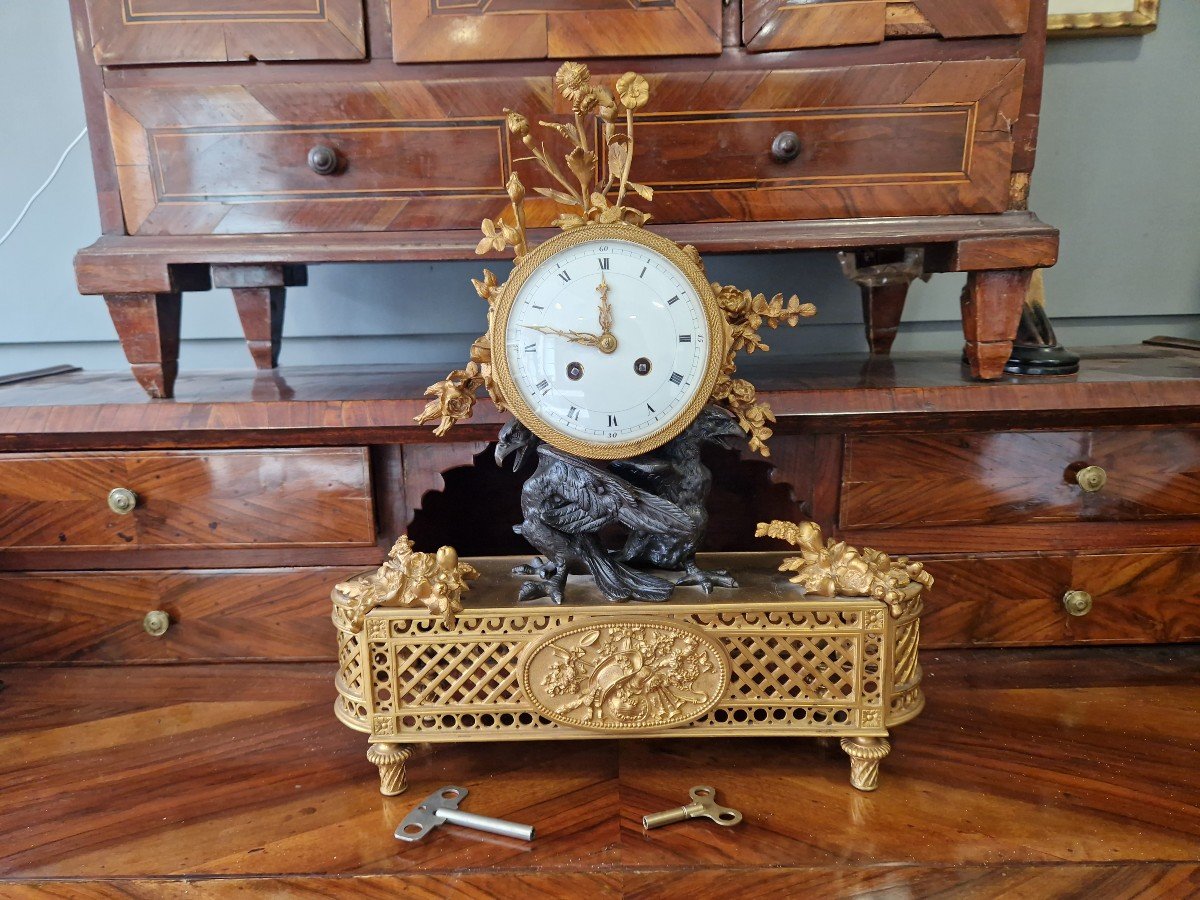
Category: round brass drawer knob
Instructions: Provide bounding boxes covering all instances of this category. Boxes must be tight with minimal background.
[107,487,138,515]
[771,131,801,163]
[1063,590,1093,617]
[143,610,171,637]
[1076,465,1107,493]
[307,144,340,176]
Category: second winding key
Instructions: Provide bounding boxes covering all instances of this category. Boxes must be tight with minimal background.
[643,785,742,830]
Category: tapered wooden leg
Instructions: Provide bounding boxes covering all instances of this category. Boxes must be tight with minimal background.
[961,269,1031,380]
[839,248,925,356]
[103,292,182,399]
[841,736,890,792]
[367,742,412,796]
[860,282,910,356]
[232,286,286,369]
[212,264,304,370]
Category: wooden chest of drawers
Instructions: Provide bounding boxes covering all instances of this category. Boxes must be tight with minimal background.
[69,0,1058,397]
[2,347,1197,668]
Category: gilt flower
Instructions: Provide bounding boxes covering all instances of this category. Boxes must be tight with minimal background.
[506,171,525,204]
[594,86,618,122]
[729,379,757,404]
[471,269,499,301]
[555,62,591,101]
[476,218,507,255]
[504,108,529,137]
[574,89,598,115]
[445,393,473,419]
[714,284,752,317]
[615,72,649,110]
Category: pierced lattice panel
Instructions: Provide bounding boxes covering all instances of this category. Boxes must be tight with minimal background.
[355,597,917,740]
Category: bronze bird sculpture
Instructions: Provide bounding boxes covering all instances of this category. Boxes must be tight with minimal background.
[613,405,745,593]
[496,421,695,604]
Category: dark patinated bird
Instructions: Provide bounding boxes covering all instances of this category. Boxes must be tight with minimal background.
[614,404,745,593]
[496,421,695,604]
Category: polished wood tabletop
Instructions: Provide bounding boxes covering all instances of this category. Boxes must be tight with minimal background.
[2,345,1198,450]
[1,645,1197,896]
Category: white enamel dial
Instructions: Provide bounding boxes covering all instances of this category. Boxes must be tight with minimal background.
[502,236,713,453]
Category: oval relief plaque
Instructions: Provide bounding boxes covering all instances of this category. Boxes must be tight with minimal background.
[521,619,730,732]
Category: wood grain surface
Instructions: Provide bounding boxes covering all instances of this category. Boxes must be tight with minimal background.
[0,568,363,664]
[103,60,1022,236]
[0,646,1196,893]
[0,448,376,550]
[743,0,1029,53]
[919,549,1200,646]
[72,213,1059,292]
[84,0,367,65]
[390,0,721,62]
[2,347,1197,451]
[841,428,1200,529]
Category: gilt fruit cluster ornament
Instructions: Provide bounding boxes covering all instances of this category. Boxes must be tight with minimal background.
[416,62,816,458]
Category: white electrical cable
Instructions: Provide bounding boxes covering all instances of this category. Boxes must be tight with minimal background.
[0,127,88,249]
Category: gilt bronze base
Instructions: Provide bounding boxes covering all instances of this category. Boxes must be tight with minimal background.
[332,551,925,796]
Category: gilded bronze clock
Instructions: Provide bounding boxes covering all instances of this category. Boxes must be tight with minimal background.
[416,63,815,460]
[491,224,726,460]
[415,63,816,603]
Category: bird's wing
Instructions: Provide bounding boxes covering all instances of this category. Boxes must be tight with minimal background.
[537,447,622,534]
[614,482,694,536]
[537,446,694,537]
[610,455,672,492]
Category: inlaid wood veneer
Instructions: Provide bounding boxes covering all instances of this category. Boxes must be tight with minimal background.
[390,0,722,63]
[84,0,367,65]
[0,448,376,551]
[0,647,1197,890]
[744,0,1031,52]
[103,60,1023,236]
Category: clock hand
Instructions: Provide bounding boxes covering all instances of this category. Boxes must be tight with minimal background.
[597,273,614,335]
[524,324,603,347]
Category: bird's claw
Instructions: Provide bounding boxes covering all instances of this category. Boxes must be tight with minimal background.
[518,579,564,604]
[512,557,557,580]
[675,568,739,594]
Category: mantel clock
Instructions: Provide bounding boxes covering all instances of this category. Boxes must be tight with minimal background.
[331,64,932,801]
[417,64,816,604]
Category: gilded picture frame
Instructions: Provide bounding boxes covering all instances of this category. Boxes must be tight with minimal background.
[1048,0,1158,36]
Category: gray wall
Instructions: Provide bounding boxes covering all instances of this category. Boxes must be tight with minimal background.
[2,2,1197,374]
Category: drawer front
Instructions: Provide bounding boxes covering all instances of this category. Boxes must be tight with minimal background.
[743,0,1030,53]
[0,568,359,663]
[921,550,1200,648]
[0,449,375,551]
[391,0,720,63]
[841,429,1200,530]
[106,61,1021,235]
[84,0,366,65]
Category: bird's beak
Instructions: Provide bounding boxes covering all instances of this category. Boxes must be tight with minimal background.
[495,434,530,470]
[512,443,530,470]
[714,419,746,450]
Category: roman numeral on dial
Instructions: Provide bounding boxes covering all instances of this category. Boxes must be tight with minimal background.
[679,334,692,342]
[558,271,571,283]
[607,415,618,427]
[599,258,610,270]
[670,372,684,385]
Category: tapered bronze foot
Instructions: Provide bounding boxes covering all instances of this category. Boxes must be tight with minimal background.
[841,735,891,792]
[367,742,412,796]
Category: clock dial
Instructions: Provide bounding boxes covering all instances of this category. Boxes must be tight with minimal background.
[499,233,718,456]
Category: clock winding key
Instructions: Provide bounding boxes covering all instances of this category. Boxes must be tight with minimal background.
[643,785,743,831]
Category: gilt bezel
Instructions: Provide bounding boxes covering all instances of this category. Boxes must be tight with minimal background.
[491,223,726,460]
